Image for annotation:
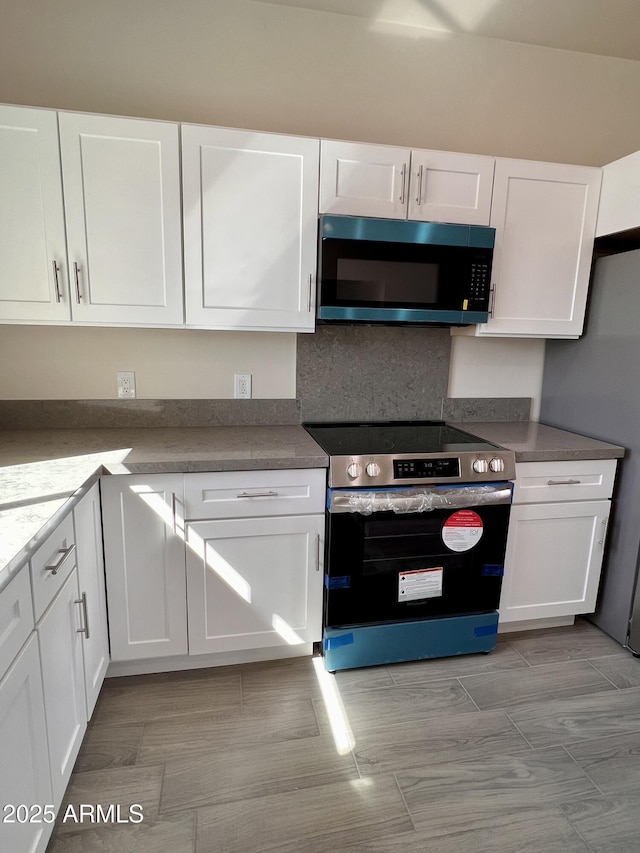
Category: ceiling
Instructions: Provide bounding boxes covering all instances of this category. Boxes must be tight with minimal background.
[251,0,640,61]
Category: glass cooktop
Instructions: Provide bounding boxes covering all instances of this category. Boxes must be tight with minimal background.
[303,421,500,457]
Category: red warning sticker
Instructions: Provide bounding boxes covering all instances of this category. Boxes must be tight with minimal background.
[442,510,484,552]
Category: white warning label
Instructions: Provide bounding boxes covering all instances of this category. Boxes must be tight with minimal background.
[442,509,484,552]
[398,567,443,602]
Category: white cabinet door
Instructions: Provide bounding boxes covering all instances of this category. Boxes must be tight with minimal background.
[475,159,601,338]
[0,105,69,323]
[500,500,610,623]
[38,569,87,804]
[186,514,324,655]
[320,140,410,219]
[58,112,183,326]
[183,125,319,332]
[407,150,495,225]
[596,148,640,237]
[101,475,188,661]
[74,483,109,718]
[0,634,54,853]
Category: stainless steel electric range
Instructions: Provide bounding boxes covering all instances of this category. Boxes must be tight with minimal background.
[303,421,516,672]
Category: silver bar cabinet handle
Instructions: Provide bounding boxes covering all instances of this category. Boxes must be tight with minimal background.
[52,260,62,302]
[316,533,321,571]
[307,273,313,312]
[236,491,279,499]
[489,286,496,316]
[75,592,90,639]
[547,479,581,486]
[399,163,407,203]
[45,543,76,576]
[73,262,82,302]
[415,165,424,205]
[598,518,609,547]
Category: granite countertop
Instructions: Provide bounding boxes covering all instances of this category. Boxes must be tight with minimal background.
[0,425,328,588]
[452,421,625,462]
[1,419,625,592]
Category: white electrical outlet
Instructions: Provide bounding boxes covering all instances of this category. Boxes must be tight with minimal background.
[117,371,136,399]
[234,373,252,399]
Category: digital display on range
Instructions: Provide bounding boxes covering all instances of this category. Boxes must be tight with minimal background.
[393,458,460,479]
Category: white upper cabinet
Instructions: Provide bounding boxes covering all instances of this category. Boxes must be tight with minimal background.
[320,140,494,225]
[407,149,494,225]
[0,105,69,322]
[463,158,602,338]
[58,112,183,325]
[182,125,319,332]
[596,148,640,237]
[320,140,410,219]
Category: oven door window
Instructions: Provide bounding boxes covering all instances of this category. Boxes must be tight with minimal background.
[324,504,509,628]
[320,238,470,311]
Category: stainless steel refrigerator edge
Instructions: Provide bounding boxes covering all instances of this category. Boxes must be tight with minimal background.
[541,248,640,652]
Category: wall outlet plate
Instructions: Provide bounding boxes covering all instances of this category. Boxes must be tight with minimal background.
[117,371,136,399]
[234,373,252,399]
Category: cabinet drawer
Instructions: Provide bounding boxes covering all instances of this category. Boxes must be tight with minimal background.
[30,512,76,621]
[0,567,34,680]
[513,459,617,504]
[184,469,326,520]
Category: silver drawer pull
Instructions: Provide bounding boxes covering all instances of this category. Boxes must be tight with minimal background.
[547,479,581,486]
[236,491,279,499]
[75,592,90,639]
[45,543,76,575]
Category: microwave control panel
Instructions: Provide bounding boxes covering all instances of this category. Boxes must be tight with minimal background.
[465,260,491,309]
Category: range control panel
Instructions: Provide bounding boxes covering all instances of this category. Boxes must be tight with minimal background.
[394,458,460,479]
[329,451,517,488]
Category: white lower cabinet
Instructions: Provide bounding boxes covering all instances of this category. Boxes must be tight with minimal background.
[101,474,188,661]
[101,468,326,665]
[0,634,53,853]
[186,514,324,655]
[500,460,616,624]
[74,483,109,717]
[0,489,111,853]
[37,568,87,804]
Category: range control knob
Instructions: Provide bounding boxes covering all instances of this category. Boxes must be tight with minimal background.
[489,457,505,473]
[472,458,489,474]
[366,462,381,478]
[347,462,362,480]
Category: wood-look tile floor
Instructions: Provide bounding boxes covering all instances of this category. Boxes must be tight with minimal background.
[46,619,640,852]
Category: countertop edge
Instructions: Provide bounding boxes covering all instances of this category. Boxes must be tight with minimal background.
[450,421,625,462]
[0,467,104,593]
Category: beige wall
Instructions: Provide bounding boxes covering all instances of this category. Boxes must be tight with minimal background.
[448,337,546,420]
[0,326,296,400]
[1,0,639,401]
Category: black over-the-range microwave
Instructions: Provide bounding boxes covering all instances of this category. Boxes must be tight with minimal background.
[316,215,495,327]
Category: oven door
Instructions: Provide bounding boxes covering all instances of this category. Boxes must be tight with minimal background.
[324,484,511,628]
